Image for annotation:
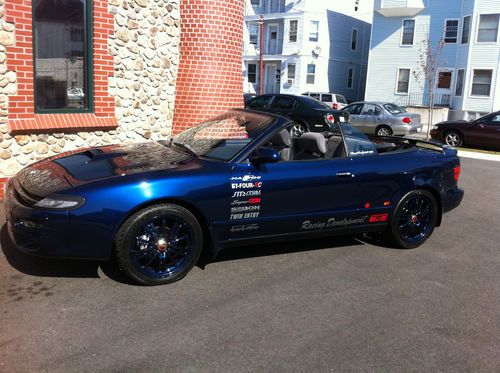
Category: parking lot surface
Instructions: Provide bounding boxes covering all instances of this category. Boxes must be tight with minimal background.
[1,157,499,372]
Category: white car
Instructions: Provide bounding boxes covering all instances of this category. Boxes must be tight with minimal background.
[302,92,348,110]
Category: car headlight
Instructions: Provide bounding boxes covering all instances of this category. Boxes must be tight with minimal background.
[34,195,86,210]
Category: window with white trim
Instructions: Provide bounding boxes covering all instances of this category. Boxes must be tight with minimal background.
[437,71,453,89]
[289,20,298,42]
[444,19,459,43]
[347,67,354,89]
[250,0,260,5]
[471,69,493,96]
[247,64,257,83]
[306,64,315,84]
[287,63,296,84]
[477,14,499,43]
[455,69,465,96]
[402,19,415,45]
[309,21,319,42]
[396,68,410,94]
[248,23,259,45]
[461,16,471,44]
[351,28,358,50]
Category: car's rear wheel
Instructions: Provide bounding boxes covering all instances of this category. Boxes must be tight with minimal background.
[387,190,438,249]
[444,130,463,147]
[115,204,203,285]
[376,125,392,136]
[290,122,307,138]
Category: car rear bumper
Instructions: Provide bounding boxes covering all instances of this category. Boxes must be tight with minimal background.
[442,187,464,213]
[392,123,424,136]
[4,179,70,258]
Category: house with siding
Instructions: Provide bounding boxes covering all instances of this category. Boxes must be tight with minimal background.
[243,0,373,103]
[365,0,500,120]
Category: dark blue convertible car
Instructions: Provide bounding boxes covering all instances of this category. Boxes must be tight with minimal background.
[4,110,463,285]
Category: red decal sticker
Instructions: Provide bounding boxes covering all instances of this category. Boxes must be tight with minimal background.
[369,214,388,223]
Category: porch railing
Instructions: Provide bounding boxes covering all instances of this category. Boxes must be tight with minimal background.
[396,92,451,108]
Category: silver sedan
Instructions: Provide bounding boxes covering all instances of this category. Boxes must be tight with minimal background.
[342,102,422,136]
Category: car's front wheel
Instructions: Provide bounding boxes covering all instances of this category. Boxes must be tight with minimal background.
[444,130,463,147]
[386,190,438,249]
[290,122,307,138]
[115,204,203,285]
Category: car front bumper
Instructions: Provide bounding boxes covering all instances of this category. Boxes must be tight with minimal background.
[4,179,70,258]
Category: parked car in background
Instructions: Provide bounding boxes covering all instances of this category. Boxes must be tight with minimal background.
[243,93,256,106]
[302,92,348,110]
[342,102,422,136]
[245,94,348,137]
[430,111,500,150]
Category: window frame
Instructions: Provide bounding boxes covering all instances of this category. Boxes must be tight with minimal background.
[470,69,494,97]
[347,67,354,89]
[33,0,94,114]
[247,63,257,84]
[436,69,454,90]
[395,68,411,95]
[287,62,296,85]
[289,19,298,43]
[306,63,316,84]
[250,0,261,6]
[248,22,260,45]
[455,69,465,96]
[309,20,319,42]
[443,18,459,44]
[351,28,358,51]
[476,13,500,44]
[400,19,415,46]
[461,15,471,44]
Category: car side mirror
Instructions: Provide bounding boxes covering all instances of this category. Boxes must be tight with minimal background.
[251,147,280,164]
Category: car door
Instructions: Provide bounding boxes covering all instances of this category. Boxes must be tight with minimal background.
[343,103,363,127]
[246,95,274,112]
[268,96,296,117]
[467,114,500,148]
[360,104,385,134]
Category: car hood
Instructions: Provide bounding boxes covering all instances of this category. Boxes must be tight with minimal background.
[437,119,469,126]
[15,142,196,198]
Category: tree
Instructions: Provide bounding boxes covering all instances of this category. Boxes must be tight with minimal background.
[412,36,446,140]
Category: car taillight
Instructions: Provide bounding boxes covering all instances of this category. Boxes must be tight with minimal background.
[332,103,339,110]
[453,166,461,182]
[402,117,412,124]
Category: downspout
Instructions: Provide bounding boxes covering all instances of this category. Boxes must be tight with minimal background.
[259,15,264,95]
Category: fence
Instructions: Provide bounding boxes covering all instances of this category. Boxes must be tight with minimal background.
[396,92,451,108]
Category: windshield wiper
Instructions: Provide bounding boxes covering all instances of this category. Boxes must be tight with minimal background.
[172,142,198,157]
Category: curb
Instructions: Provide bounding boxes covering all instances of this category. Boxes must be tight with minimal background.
[458,150,500,162]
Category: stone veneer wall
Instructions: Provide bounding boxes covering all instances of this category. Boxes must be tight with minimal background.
[0,0,180,196]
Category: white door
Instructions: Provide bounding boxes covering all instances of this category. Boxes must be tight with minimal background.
[267,24,278,54]
[435,69,454,106]
[264,64,277,94]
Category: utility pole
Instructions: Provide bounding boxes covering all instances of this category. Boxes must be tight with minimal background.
[259,15,264,95]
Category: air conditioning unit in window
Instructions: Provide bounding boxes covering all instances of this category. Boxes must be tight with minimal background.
[287,79,295,85]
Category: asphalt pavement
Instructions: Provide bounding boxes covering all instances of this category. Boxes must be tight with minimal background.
[1,157,500,372]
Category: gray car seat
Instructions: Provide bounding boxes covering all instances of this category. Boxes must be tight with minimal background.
[269,129,292,161]
[294,132,327,160]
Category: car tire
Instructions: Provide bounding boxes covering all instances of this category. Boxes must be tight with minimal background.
[290,122,308,138]
[444,130,463,148]
[115,204,203,286]
[376,125,392,137]
[386,189,438,249]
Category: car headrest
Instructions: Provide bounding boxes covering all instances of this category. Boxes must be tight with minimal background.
[270,129,291,147]
[296,132,327,154]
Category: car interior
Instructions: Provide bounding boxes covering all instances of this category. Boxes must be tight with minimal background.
[265,128,347,161]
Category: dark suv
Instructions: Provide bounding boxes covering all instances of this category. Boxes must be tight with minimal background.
[245,94,348,137]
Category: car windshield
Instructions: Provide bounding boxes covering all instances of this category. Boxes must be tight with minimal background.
[340,124,377,157]
[384,103,407,114]
[172,111,275,161]
[302,96,331,109]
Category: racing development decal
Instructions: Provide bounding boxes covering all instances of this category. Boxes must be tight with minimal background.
[300,216,369,230]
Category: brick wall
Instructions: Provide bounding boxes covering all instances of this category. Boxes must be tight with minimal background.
[172,0,244,134]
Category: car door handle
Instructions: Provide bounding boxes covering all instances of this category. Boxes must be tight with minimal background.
[336,171,355,178]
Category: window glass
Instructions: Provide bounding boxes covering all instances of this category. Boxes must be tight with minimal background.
[309,21,319,42]
[455,69,465,96]
[306,64,316,84]
[336,95,347,104]
[251,0,260,5]
[287,63,296,82]
[444,19,459,43]
[248,23,259,45]
[247,95,273,109]
[478,14,499,42]
[347,67,354,89]
[342,124,377,157]
[248,64,257,83]
[270,97,295,110]
[301,96,330,109]
[309,93,320,99]
[402,19,415,45]
[289,20,298,42]
[351,28,358,50]
[461,16,471,44]
[384,103,406,114]
[322,94,333,102]
[361,104,382,116]
[471,70,493,96]
[396,68,410,94]
[487,114,500,125]
[437,71,452,89]
[34,0,89,111]
[344,103,363,115]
